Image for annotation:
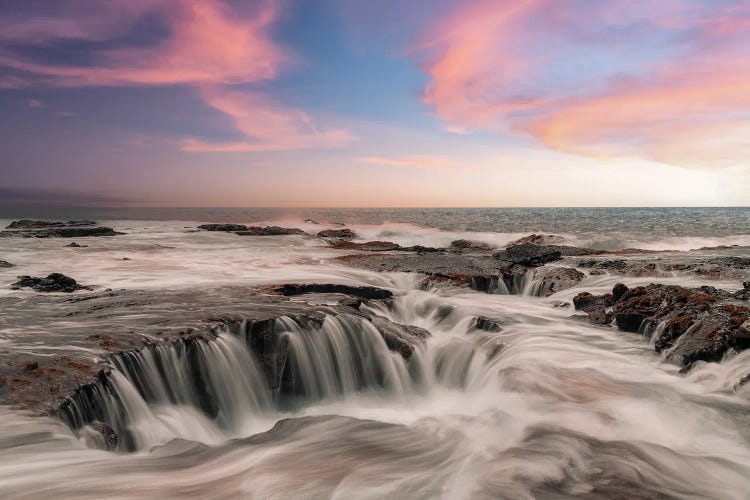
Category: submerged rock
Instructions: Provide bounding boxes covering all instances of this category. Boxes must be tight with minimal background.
[1,226,120,238]
[468,316,503,333]
[368,316,430,358]
[65,242,88,248]
[317,228,357,240]
[0,260,14,268]
[330,241,401,251]
[198,223,248,232]
[449,239,494,252]
[236,226,307,236]
[275,283,393,300]
[11,273,88,293]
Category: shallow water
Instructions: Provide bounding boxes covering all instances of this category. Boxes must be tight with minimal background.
[1,211,750,498]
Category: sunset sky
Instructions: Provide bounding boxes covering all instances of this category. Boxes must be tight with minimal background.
[0,0,748,207]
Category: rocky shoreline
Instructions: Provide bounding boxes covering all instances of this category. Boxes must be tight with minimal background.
[1,221,749,450]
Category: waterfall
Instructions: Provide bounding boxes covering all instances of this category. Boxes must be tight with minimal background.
[59,313,423,451]
[273,314,414,405]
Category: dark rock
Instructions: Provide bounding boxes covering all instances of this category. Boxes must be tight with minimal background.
[508,233,566,246]
[198,223,248,232]
[235,226,307,236]
[495,243,562,267]
[449,239,493,251]
[468,316,502,333]
[368,316,430,359]
[338,297,362,309]
[6,220,95,229]
[303,219,320,225]
[612,283,629,301]
[573,292,614,325]
[65,242,88,248]
[575,282,750,366]
[11,273,87,293]
[0,259,14,268]
[615,313,648,333]
[529,266,585,296]
[1,227,119,238]
[89,422,119,451]
[330,241,401,251]
[275,283,393,300]
[317,229,357,240]
[398,245,443,253]
[18,362,39,372]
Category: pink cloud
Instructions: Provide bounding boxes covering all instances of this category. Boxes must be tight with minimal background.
[414,0,750,167]
[0,0,284,87]
[181,89,354,152]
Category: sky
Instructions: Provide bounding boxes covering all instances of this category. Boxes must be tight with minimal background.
[0,0,748,207]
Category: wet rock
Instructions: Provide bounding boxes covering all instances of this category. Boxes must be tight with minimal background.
[330,241,401,251]
[317,229,357,240]
[303,219,320,225]
[11,273,88,293]
[612,283,629,301]
[530,267,585,296]
[576,283,750,367]
[65,242,88,248]
[398,245,443,253]
[735,282,750,300]
[6,220,96,229]
[449,239,493,251]
[338,297,362,309]
[572,292,614,325]
[88,422,119,451]
[275,283,393,300]
[0,260,14,268]
[198,223,248,232]
[368,316,431,359]
[18,362,39,372]
[508,233,567,246]
[235,226,307,236]
[495,243,562,267]
[1,227,120,238]
[468,316,502,333]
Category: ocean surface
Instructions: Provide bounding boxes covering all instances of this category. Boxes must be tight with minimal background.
[0,207,749,498]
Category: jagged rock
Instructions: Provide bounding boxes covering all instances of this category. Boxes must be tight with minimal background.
[575,283,750,367]
[198,223,248,232]
[235,226,307,236]
[573,291,614,325]
[65,242,88,248]
[735,282,750,300]
[468,316,502,333]
[6,220,95,229]
[303,219,320,224]
[276,283,393,300]
[1,227,120,238]
[398,245,442,253]
[0,259,14,268]
[449,239,493,251]
[11,273,88,293]
[508,233,567,246]
[495,243,562,267]
[368,316,430,358]
[317,229,357,240]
